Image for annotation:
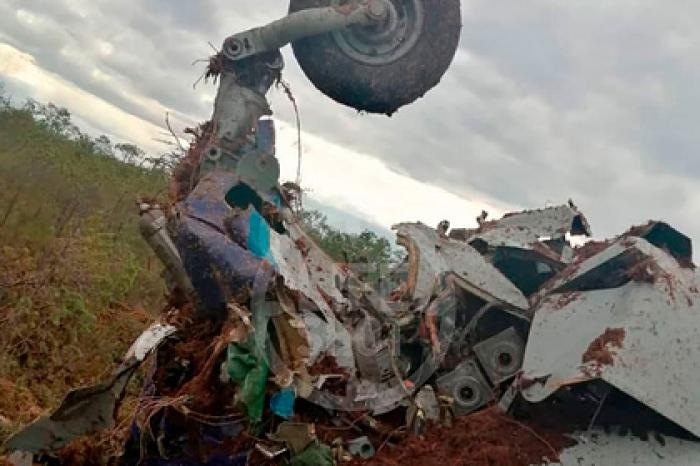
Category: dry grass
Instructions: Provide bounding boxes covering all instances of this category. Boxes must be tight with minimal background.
[0,104,169,457]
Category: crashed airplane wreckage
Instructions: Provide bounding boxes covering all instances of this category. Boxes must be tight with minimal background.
[8,178,700,465]
[6,0,700,464]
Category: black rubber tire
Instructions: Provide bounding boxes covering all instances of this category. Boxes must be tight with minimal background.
[289,0,462,115]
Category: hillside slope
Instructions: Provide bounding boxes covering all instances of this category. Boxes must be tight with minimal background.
[0,102,168,447]
[0,95,400,462]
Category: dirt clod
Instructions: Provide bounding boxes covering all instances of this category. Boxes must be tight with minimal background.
[582,327,626,369]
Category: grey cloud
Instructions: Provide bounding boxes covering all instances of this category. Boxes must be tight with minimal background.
[1,0,699,243]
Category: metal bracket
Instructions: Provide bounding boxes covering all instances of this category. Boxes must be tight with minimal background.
[222,0,391,61]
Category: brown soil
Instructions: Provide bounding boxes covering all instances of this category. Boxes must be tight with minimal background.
[154,308,240,414]
[309,356,348,377]
[295,237,310,257]
[582,328,626,369]
[350,408,575,466]
[628,258,658,284]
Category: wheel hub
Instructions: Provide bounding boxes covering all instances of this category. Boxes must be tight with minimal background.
[331,0,424,66]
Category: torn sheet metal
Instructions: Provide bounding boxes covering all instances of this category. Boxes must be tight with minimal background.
[452,205,591,264]
[174,172,271,316]
[175,214,265,314]
[268,226,336,320]
[5,366,137,454]
[6,323,176,454]
[179,171,239,230]
[487,247,566,296]
[351,315,393,384]
[285,220,348,306]
[394,222,529,310]
[521,236,700,437]
[303,312,354,369]
[550,430,700,466]
[625,221,694,267]
[272,422,316,455]
[124,323,177,361]
[480,204,591,240]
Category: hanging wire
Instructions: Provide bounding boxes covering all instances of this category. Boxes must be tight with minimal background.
[278,79,303,188]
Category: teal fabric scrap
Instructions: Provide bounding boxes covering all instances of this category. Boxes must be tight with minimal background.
[270,386,295,419]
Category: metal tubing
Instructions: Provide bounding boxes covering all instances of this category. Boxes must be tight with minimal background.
[223,0,391,61]
[139,204,194,295]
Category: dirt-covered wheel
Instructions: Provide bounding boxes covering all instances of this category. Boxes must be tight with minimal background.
[289,0,462,115]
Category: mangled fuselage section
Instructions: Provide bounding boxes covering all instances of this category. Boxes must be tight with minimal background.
[450,204,592,295]
[390,222,531,415]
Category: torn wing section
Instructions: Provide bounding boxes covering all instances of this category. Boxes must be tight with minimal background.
[520,231,700,438]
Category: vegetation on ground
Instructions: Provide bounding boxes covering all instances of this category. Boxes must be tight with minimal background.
[0,87,168,448]
[0,84,398,456]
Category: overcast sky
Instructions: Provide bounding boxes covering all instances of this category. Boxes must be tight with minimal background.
[1,0,699,245]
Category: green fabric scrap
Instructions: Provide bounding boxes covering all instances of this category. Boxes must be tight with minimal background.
[226,342,269,423]
[289,440,334,466]
[225,298,274,423]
